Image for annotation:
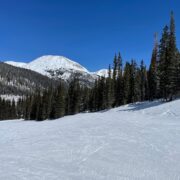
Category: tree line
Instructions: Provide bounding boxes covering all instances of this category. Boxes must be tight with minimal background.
[1,12,180,120]
[89,11,180,109]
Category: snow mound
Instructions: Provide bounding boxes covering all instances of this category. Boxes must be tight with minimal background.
[0,99,180,179]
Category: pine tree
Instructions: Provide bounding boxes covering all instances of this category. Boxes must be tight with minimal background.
[123,62,132,104]
[54,83,66,119]
[68,78,81,115]
[88,79,98,112]
[177,52,180,94]
[167,11,178,100]
[88,87,95,112]
[37,99,44,121]
[11,99,17,119]
[139,60,147,101]
[158,12,178,101]
[97,77,106,110]
[42,89,53,119]
[113,54,117,81]
[17,98,23,118]
[112,54,118,106]
[158,25,169,100]
[79,87,90,112]
[0,98,2,119]
[130,60,139,103]
[105,64,113,108]
[115,52,124,106]
[148,35,158,101]
[25,95,32,120]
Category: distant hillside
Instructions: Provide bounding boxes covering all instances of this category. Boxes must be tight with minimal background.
[0,62,59,95]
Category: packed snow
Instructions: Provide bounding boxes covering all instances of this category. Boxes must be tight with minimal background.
[0,99,180,180]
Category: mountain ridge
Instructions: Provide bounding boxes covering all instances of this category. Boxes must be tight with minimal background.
[4,55,109,80]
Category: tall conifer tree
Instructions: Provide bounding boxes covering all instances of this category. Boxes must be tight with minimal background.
[148,34,158,100]
[167,11,178,100]
[158,25,169,100]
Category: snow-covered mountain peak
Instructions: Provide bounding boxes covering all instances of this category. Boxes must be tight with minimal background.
[95,69,109,78]
[26,55,89,74]
[91,69,114,78]
[4,55,110,83]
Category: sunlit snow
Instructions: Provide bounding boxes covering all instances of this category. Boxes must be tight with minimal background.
[0,100,180,179]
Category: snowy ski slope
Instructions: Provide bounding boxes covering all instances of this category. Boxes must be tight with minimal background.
[0,100,180,179]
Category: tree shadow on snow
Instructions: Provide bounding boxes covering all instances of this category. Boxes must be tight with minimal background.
[118,100,165,112]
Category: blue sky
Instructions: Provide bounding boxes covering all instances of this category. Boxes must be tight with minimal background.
[0,0,180,71]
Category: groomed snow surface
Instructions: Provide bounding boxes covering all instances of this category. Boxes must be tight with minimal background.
[0,100,180,180]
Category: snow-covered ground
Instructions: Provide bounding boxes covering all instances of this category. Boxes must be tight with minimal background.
[0,100,180,180]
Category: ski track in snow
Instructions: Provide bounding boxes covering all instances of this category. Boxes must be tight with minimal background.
[0,100,180,180]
